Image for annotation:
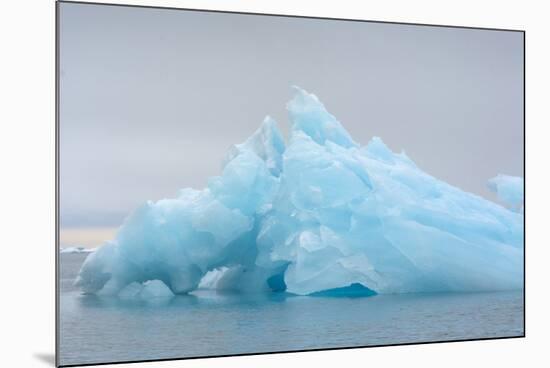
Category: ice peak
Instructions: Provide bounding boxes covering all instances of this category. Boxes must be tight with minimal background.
[364,136,395,163]
[224,116,285,176]
[287,86,358,148]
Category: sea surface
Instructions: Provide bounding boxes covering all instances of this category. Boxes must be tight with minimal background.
[59,253,524,366]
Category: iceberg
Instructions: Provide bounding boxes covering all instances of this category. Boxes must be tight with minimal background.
[75,87,524,297]
[488,174,524,212]
[60,246,95,254]
[118,280,174,299]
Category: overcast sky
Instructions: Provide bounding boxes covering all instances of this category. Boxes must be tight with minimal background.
[59,2,524,229]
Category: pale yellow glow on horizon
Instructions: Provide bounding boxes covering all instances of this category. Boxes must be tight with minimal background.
[60,227,119,248]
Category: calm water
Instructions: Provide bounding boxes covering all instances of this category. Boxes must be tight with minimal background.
[59,253,524,366]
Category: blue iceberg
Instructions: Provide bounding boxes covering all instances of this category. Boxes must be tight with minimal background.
[488,174,524,213]
[75,87,524,297]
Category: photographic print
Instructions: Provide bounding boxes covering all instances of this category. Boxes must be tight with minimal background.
[57,1,524,366]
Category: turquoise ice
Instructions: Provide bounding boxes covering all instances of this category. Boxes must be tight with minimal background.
[488,174,524,213]
[75,87,524,297]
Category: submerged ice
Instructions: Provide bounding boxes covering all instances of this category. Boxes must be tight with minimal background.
[75,87,524,297]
